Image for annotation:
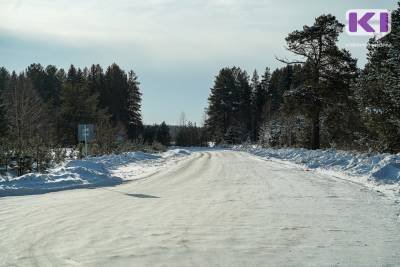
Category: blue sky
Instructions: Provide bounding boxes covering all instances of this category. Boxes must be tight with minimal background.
[0,0,397,125]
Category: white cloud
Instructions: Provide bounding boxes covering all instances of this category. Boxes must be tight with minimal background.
[0,0,287,64]
[2,0,392,68]
[1,0,395,124]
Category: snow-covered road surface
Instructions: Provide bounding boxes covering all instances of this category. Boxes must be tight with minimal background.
[1,150,400,266]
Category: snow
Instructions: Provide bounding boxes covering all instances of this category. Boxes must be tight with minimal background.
[234,145,400,201]
[1,150,399,266]
[0,149,191,197]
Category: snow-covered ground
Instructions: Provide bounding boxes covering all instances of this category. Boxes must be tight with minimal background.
[0,150,399,266]
[0,149,191,197]
[234,145,400,203]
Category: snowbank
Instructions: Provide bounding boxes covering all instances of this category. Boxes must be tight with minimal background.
[0,149,191,197]
[234,145,400,200]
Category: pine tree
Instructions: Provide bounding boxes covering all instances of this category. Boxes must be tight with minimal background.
[354,3,400,152]
[87,65,104,95]
[66,65,82,85]
[60,66,106,144]
[0,98,6,137]
[258,65,295,147]
[127,70,143,139]
[251,68,270,140]
[26,64,47,101]
[205,67,252,143]
[143,124,158,145]
[42,65,62,107]
[205,69,227,142]
[156,122,171,146]
[279,14,355,149]
[0,67,10,136]
[104,64,129,125]
[237,68,252,141]
[0,67,9,92]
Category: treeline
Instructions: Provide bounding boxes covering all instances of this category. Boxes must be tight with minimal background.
[175,121,208,147]
[142,121,207,148]
[205,5,400,153]
[143,122,171,148]
[0,63,147,175]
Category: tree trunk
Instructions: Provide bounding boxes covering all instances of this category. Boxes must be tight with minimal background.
[311,113,320,150]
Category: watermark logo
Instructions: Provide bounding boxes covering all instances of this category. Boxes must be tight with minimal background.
[346,9,391,39]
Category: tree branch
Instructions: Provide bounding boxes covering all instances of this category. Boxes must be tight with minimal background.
[275,56,306,65]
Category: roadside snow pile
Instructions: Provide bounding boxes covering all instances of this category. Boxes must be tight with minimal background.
[0,160,121,197]
[0,149,191,197]
[235,145,400,198]
[161,148,191,157]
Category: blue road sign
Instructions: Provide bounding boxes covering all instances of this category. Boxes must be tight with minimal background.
[78,124,95,142]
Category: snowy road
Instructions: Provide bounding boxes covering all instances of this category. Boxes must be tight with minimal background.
[1,150,400,266]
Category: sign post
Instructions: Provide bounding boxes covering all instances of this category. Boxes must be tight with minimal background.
[78,124,94,157]
[84,125,88,157]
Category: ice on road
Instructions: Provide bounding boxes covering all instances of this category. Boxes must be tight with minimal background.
[0,150,399,266]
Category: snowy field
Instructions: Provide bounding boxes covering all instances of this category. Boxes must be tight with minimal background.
[0,149,191,197]
[234,145,400,203]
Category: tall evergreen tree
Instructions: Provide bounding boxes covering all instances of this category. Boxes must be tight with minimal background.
[143,124,158,144]
[279,14,356,149]
[127,70,143,139]
[260,65,297,147]
[251,68,271,141]
[66,65,82,85]
[0,67,10,136]
[354,3,400,152]
[205,67,252,143]
[0,67,9,92]
[87,64,105,99]
[43,65,62,107]
[26,64,47,101]
[104,64,129,125]
[156,122,171,146]
[59,66,106,144]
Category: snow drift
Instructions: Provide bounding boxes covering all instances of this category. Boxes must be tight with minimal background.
[0,149,191,197]
[235,145,400,200]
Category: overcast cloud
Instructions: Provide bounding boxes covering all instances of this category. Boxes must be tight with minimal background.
[0,0,396,124]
